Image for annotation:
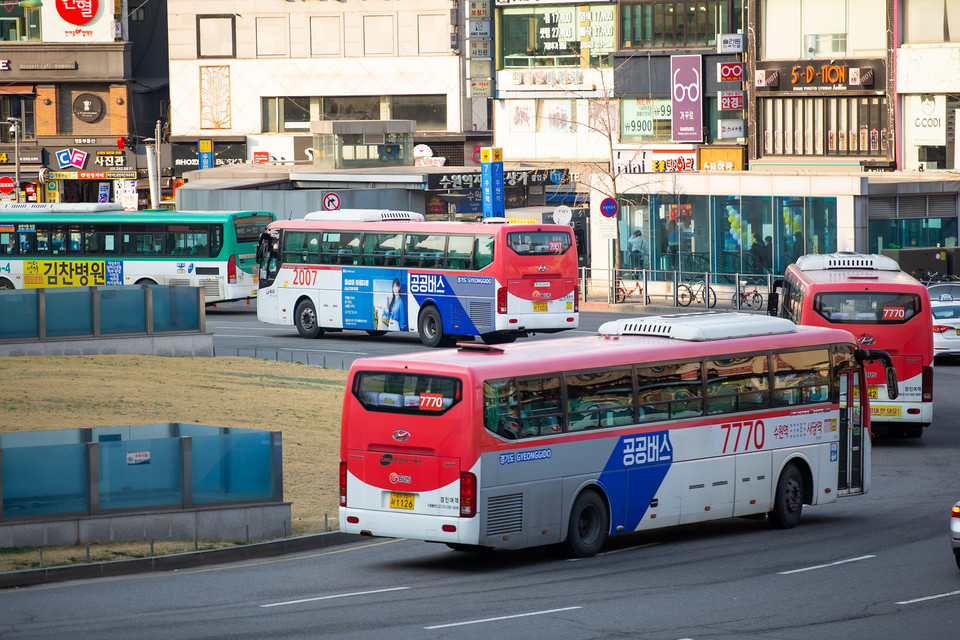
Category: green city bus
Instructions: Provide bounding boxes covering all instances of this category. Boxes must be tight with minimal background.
[0,203,275,303]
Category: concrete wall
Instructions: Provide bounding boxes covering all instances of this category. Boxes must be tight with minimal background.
[0,333,213,357]
[0,503,292,547]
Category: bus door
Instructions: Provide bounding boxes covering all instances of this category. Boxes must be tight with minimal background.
[837,370,865,494]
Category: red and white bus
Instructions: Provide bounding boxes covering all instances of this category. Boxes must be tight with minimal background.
[256,211,578,347]
[339,312,891,556]
[770,252,933,437]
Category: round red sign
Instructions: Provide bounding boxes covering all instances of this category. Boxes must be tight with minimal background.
[57,0,98,26]
[25,184,36,195]
[0,176,15,194]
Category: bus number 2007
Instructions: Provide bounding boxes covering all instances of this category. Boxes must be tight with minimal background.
[720,419,765,453]
[292,269,317,286]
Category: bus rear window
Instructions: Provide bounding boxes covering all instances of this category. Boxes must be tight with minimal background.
[507,231,572,256]
[354,372,462,415]
[813,292,922,324]
[233,215,272,242]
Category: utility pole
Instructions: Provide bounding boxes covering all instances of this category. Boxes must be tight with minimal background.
[6,117,20,203]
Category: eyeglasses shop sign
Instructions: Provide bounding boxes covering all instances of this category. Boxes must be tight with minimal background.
[909,95,945,146]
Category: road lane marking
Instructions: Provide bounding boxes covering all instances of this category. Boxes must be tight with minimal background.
[566,542,659,561]
[896,589,960,605]
[424,606,582,630]
[778,554,875,574]
[261,586,410,608]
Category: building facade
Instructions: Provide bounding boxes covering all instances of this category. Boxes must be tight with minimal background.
[166,0,491,180]
[0,0,166,207]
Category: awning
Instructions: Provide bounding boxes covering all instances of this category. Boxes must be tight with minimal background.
[0,85,35,95]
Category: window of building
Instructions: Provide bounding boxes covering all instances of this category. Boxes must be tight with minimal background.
[620,0,741,49]
[762,0,885,59]
[256,17,286,57]
[904,0,960,43]
[0,96,35,142]
[130,8,145,22]
[324,96,381,121]
[197,15,236,58]
[392,95,446,130]
[760,96,887,157]
[499,4,614,70]
[363,15,396,55]
[310,16,342,56]
[418,14,449,54]
[0,5,40,42]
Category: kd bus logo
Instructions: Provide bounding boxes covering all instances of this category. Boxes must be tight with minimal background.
[717,62,743,82]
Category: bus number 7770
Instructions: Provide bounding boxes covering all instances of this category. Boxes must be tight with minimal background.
[720,419,765,453]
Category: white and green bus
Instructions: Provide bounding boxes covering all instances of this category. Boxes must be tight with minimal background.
[0,203,274,303]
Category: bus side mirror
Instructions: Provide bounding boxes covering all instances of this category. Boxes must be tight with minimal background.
[766,291,779,316]
[885,366,899,400]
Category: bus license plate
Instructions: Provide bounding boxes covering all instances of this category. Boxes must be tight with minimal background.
[389,492,415,510]
[533,302,548,312]
[867,386,878,399]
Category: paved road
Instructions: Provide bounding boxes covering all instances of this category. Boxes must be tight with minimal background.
[3,303,959,638]
[2,364,959,639]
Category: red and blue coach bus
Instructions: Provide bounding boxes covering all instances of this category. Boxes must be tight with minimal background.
[339,312,895,556]
[769,252,933,437]
[256,210,579,347]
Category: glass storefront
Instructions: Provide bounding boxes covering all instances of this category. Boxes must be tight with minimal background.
[869,218,959,252]
[620,194,838,277]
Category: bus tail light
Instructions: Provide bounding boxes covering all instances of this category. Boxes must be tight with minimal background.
[574,284,579,312]
[339,461,347,506]
[497,287,507,314]
[933,325,951,333]
[952,504,960,518]
[227,253,237,284]
[922,366,933,402]
[459,471,476,517]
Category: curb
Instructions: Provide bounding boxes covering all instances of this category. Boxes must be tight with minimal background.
[0,530,360,589]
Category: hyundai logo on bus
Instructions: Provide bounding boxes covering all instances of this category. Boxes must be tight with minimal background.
[858,333,876,346]
[392,429,411,442]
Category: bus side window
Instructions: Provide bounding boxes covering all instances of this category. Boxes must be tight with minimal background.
[705,355,768,414]
[476,235,494,269]
[447,235,474,270]
[773,349,830,406]
[517,376,562,437]
[483,378,520,439]
[1,232,17,255]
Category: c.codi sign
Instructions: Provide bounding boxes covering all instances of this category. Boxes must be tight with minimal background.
[717,62,743,83]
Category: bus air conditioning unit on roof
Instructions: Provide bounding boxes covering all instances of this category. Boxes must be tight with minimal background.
[598,311,798,341]
[795,252,900,271]
[304,210,425,222]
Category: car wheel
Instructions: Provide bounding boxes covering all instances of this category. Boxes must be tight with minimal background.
[769,463,804,529]
[418,305,453,348]
[294,299,323,339]
[563,490,608,558]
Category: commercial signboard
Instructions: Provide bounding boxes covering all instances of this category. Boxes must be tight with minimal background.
[671,55,703,143]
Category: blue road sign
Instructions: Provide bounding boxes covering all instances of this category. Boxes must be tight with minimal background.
[600,197,619,217]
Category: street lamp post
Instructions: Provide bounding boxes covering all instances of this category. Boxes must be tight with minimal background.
[6,117,20,203]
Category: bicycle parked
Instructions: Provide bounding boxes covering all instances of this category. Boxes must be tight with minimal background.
[614,274,651,304]
[731,282,764,310]
[677,278,717,307]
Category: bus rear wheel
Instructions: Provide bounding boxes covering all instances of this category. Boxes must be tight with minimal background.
[0,278,13,290]
[295,299,323,339]
[769,463,804,529]
[418,305,454,348]
[564,489,608,558]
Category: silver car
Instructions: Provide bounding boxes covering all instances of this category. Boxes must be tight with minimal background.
[952,502,960,570]
[931,300,960,358]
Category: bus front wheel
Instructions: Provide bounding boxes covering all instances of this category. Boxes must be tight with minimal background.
[418,305,454,348]
[295,299,323,339]
[769,463,804,529]
[564,489,608,558]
